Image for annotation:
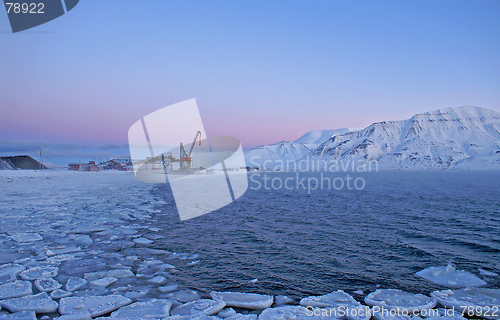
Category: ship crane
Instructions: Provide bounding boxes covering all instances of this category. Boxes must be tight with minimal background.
[179,131,202,169]
[160,131,202,170]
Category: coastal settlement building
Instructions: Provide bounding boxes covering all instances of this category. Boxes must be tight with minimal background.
[68,161,98,172]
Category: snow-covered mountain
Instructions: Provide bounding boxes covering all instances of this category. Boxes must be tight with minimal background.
[243,141,313,168]
[245,128,360,168]
[293,128,361,147]
[245,106,500,170]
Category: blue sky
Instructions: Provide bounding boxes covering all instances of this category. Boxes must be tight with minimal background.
[1,0,499,164]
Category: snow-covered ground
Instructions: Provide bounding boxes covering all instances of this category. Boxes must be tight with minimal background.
[0,170,498,319]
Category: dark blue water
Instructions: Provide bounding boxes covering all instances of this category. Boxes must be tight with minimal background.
[152,171,500,300]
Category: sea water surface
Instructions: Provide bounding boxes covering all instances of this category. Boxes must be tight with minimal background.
[154,171,500,299]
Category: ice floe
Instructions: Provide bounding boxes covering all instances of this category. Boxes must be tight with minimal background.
[431,288,500,319]
[415,264,487,288]
[34,277,62,292]
[167,289,202,302]
[0,281,32,299]
[89,277,117,287]
[478,268,498,277]
[70,288,110,298]
[19,267,58,281]
[0,292,59,313]
[217,307,237,318]
[133,237,153,245]
[83,269,133,281]
[300,290,360,308]
[50,289,73,299]
[123,288,150,299]
[210,291,273,309]
[68,235,93,246]
[0,264,25,284]
[364,289,437,312]
[46,247,82,256]
[96,298,172,319]
[58,295,132,317]
[8,233,43,243]
[65,278,87,292]
[47,253,84,264]
[159,284,179,293]
[274,295,294,306]
[144,259,166,266]
[0,311,37,320]
[148,275,168,284]
[171,299,226,316]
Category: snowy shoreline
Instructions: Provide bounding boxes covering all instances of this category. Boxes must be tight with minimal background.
[0,170,498,319]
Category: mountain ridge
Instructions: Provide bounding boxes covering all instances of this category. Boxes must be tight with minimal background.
[245,106,500,170]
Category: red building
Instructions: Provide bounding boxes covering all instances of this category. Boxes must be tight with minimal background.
[68,163,84,171]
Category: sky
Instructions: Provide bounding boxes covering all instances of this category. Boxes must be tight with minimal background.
[1,0,499,164]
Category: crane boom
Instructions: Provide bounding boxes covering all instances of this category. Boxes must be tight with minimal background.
[188,131,202,156]
[179,131,202,169]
